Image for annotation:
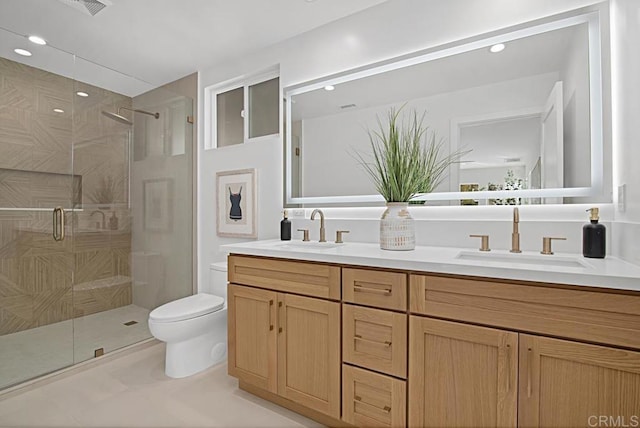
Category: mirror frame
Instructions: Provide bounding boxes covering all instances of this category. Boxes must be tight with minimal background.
[284,7,604,206]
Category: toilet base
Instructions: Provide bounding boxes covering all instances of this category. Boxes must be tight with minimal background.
[163,309,227,378]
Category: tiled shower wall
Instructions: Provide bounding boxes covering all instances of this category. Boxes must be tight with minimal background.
[0,57,132,335]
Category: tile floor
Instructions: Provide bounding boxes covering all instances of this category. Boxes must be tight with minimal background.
[0,305,151,389]
[0,343,323,427]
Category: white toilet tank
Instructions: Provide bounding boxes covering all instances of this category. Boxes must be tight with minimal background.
[206,262,228,299]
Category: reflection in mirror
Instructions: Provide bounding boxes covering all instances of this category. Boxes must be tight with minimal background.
[285,10,604,206]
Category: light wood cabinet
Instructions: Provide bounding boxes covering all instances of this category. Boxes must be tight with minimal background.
[518,334,640,428]
[228,255,640,428]
[277,293,341,418]
[228,255,341,300]
[343,364,406,428]
[343,268,407,311]
[227,284,278,393]
[228,279,341,420]
[410,274,640,350]
[343,304,407,378]
[409,316,518,428]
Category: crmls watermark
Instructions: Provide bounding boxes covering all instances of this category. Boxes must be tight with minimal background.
[588,415,640,427]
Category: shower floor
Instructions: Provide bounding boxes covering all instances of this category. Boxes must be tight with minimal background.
[0,304,151,390]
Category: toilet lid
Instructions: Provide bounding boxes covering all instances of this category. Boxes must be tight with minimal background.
[149,294,225,323]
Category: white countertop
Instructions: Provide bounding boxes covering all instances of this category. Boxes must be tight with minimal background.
[222,239,640,293]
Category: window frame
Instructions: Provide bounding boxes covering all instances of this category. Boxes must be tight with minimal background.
[204,67,280,150]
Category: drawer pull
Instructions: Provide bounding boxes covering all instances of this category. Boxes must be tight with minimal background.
[527,347,532,398]
[353,395,391,413]
[505,343,511,392]
[354,334,392,347]
[354,284,392,295]
[269,300,274,331]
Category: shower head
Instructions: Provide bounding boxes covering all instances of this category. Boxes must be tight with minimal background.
[101,110,133,125]
[101,106,160,125]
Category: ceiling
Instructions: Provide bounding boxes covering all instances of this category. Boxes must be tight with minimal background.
[0,0,386,94]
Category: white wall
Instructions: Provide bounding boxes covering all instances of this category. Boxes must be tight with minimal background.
[611,0,640,265]
[198,0,637,289]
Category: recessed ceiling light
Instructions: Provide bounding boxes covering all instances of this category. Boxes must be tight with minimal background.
[489,43,505,53]
[324,85,335,91]
[28,35,47,45]
[76,91,89,97]
[53,108,65,113]
[14,48,32,57]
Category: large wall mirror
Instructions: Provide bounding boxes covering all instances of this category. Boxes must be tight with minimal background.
[284,7,606,206]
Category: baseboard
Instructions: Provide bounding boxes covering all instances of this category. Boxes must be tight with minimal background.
[0,338,160,400]
[239,381,354,428]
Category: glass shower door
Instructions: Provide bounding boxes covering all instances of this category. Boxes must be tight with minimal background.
[0,35,77,389]
[1,38,194,388]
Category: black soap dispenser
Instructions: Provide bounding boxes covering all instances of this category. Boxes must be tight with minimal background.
[280,210,291,241]
[583,207,605,258]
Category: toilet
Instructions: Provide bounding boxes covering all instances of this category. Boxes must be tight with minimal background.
[148,262,228,378]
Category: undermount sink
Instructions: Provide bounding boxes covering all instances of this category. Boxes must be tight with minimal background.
[276,241,341,251]
[456,250,589,268]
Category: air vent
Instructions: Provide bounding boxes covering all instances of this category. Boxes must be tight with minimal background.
[504,157,521,163]
[340,104,357,109]
[57,0,111,16]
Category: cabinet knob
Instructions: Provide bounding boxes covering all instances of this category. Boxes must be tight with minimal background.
[541,237,566,255]
[335,230,350,244]
[297,228,310,242]
[469,234,490,252]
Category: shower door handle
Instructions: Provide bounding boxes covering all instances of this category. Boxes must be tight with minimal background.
[52,207,65,241]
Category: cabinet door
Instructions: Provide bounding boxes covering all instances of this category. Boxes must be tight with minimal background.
[228,284,277,393]
[409,316,518,428]
[519,334,640,428]
[277,293,341,418]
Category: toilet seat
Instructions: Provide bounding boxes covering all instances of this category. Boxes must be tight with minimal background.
[149,294,225,323]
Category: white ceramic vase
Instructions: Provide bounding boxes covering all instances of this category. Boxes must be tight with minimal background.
[379,202,415,250]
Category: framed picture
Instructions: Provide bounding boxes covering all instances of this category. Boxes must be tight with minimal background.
[143,178,173,231]
[216,169,257,238]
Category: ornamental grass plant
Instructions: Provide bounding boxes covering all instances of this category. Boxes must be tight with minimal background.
[356,105,469,202]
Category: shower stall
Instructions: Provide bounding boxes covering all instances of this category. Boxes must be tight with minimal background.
[0,27,195,390]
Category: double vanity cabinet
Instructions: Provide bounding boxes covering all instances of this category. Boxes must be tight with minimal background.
[226,252,640,428]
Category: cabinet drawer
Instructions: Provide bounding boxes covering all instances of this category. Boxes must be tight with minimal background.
[410,274,640,349]
[228,255,340,300]
[343,304,407,378]
[343,365,406,428]
[343,268,406,311]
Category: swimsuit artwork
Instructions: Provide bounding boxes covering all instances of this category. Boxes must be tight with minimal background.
[229,186,242,220]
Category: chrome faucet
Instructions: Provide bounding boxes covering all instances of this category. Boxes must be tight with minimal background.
[310,209,326,243]
[510,207,521,253]
[91,210,106,229]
